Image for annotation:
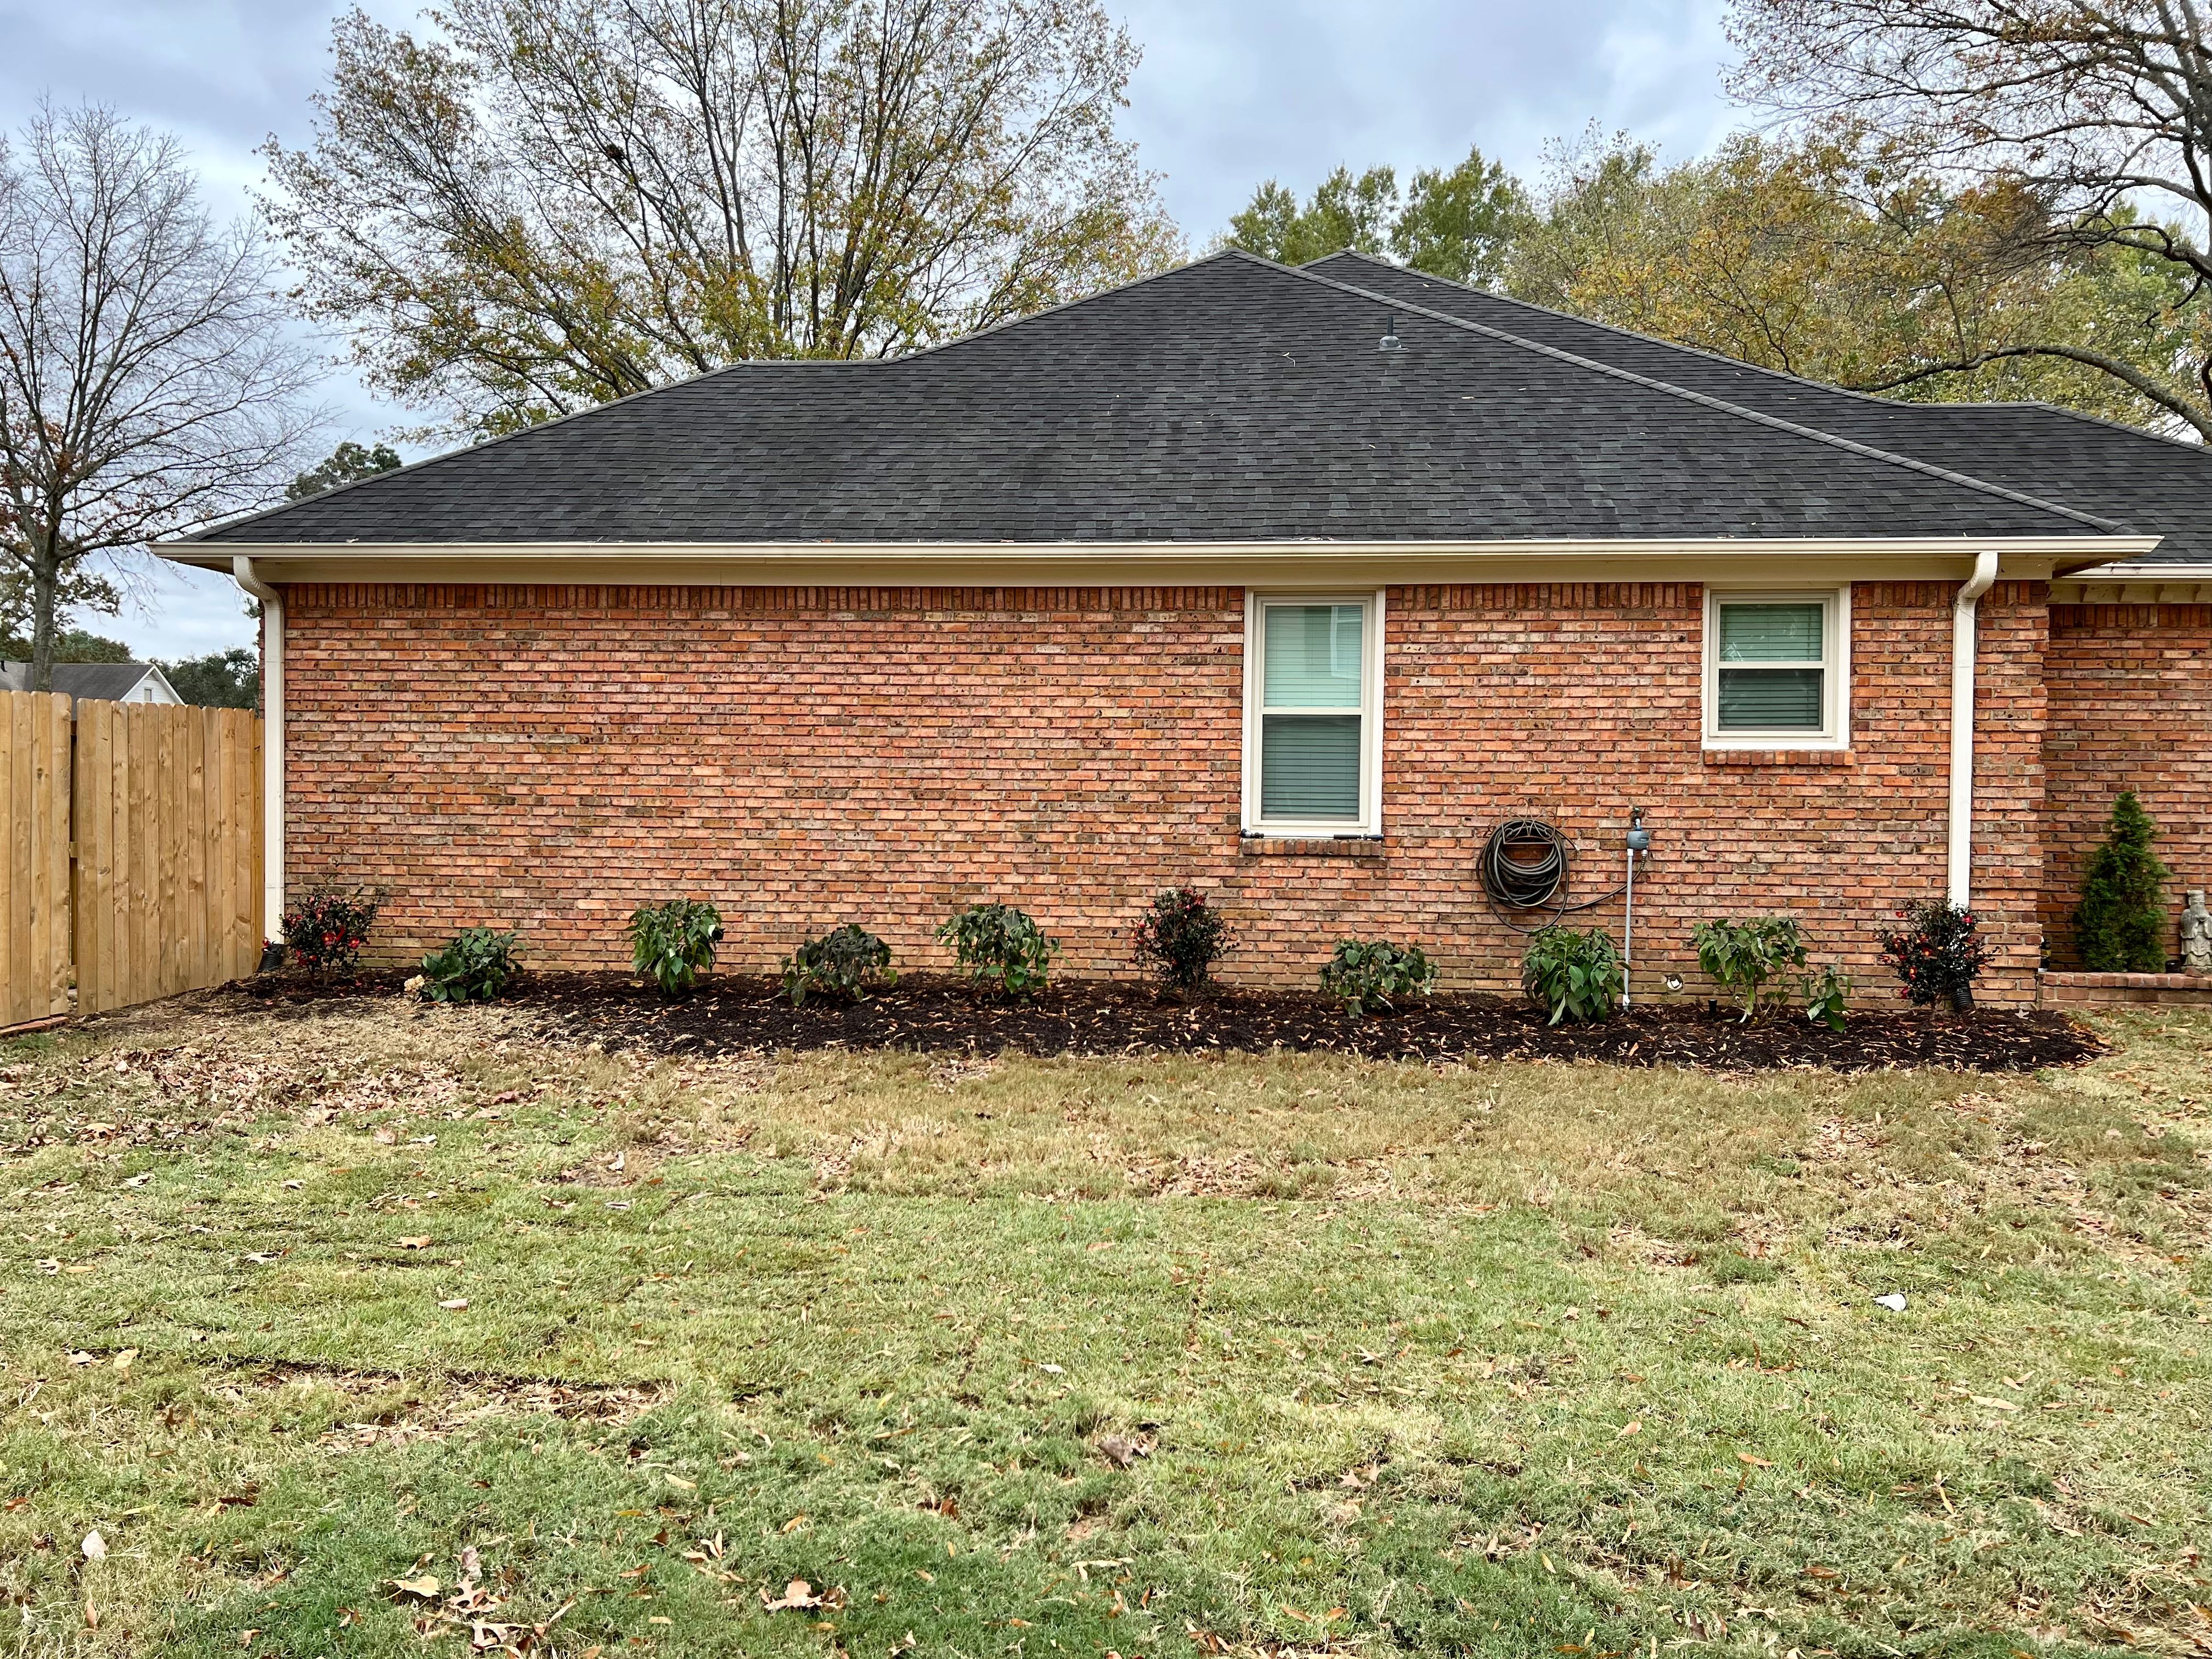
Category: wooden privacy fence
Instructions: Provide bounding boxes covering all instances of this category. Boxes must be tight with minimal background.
[2,691,263,1030]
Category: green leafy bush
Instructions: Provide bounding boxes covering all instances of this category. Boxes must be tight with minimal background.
[414,928,520,1002]
[1519,926,1622,1025]
[627,898,724,997]
[279,886,384,974]
[1321,939,1436,1019]
[1801,964,1849,1031]
[936,902,1059,997]
[1131,887,1235,994]
[1691,916,1808,1019]
[1878,899,1992,1012]
[2074,792,2170,971]
[781,923,897,1006]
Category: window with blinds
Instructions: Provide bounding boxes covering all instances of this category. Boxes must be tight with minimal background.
[1246,595,1379,833]
[1704,589,1848,748]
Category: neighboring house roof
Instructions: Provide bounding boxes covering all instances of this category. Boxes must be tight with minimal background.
[0,662,178,706]
[188,251,2121,550]
[1306,250,2212,569]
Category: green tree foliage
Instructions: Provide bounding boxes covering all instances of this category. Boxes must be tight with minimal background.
[1728,0,2212,438]
[2074,793,2172,972]
[157,647,259,709]
[1222,148,1530,285]
[263,0,1181,437]
[287,441,402,501]
[1,566,123,661]
[1506,128,2212,433]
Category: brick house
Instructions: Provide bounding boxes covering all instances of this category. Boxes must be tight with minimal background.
[161,251,2212,1006]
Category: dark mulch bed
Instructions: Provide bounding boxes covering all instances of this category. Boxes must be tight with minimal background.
[226,970,2101,1073]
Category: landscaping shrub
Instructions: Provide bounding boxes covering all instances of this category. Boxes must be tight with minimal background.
[1321,939,1436,1019]
[2074,791,2170,972]
[278,886,383,974]
[781,923,897,1006]
[936,902,1059,998]
[1131,887,1234,994]
[414,928,520,1003]
[1801,964,1849,1031]
[1519,926,1622,1025]
[1691,916,1807,1019]
[1878,899,1993,1012]
[627,899,724,997]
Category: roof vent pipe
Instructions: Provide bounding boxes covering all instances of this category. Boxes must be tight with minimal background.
[1378,315,1403,352]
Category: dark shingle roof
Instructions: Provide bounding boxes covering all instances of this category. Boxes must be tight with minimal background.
[196,251,2121,548]
[1307,250,2209,566]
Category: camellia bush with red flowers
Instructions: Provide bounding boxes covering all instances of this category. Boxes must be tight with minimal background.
[279,885,385,975]
[1131,886,1235,995]
[1878,899,1993,1012]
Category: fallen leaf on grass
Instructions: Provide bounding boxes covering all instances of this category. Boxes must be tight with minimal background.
[122,1174,150,1188]
[663,1472,696,1491]
[1098,1435,1151,1468]
[81,1530,106,1561]
[397,1237,432,1250]
[1616,1420,1641,1438]
[282,1180,304,1190]
[762,1579,823,1611]
[438,1299,469,1311]
[1970,1395,2022,1412]
[390,1575,440,1599]
[66,1351,95,1367]
[1736,1453,1774,1468]
[112,1349,137,1374]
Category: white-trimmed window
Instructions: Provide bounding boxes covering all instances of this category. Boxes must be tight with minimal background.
[1243,591,1384,836]
[1703,587,1850,749]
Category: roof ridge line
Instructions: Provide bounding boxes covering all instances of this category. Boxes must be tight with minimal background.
[188,252,1263,543]
[1311,250,2210,460]
[1288,257,2127,534]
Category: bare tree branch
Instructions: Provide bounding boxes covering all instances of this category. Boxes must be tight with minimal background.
[0,100,325,690]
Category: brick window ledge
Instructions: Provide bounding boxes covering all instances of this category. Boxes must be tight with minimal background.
[1239,836,1387,859]
[1702,748,1854,769]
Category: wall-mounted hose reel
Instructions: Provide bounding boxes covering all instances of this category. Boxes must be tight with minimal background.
[1480,818,1572,910]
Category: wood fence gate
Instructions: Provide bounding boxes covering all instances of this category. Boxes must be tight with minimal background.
[2,691,264,1031]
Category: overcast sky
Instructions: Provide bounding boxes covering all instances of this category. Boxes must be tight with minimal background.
[0,0,1740,659]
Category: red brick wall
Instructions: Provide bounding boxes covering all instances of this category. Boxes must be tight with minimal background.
[280,579,2047,1004]
[2044,603,2212,967]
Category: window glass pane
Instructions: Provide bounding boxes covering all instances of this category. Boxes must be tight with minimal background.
[1261,714,1361,819]
[1719,602,1824,662]
[1263,603,1365,707]
[1718,668,1824,730]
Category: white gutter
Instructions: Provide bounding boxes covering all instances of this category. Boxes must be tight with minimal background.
[231,556,284,940]
[1947,550,2000,907]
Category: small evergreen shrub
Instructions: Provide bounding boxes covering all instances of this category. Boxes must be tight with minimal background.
[1878,899,1993,1012]
[1519,926,1623,1025]
[2074,792,2170,972]
[1801,964,1849,1031]
[1690,916,1807,1019]
[781,923,896,1006]
[279,886,384,974]
[937,902,1059,998]
[1321,939,1436,1019]
[414,928,520,1002]
[1131,887,1235,993]
[627,899,724,997]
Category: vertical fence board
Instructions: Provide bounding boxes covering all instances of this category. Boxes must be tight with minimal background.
[0,691,264,1025]
[1,692,74,1028]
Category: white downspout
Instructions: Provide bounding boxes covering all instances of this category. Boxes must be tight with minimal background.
[1948,551,2000,907]
[232,556,284,940]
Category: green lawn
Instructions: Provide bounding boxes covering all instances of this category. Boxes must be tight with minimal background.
[1,990,2207,1657]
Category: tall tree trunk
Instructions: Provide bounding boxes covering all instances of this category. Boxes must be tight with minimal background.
[28,549,59,694]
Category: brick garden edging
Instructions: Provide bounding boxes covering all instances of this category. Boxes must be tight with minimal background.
[2039,970,2212,1007]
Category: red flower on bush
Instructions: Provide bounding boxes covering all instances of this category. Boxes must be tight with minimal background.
[280,887,386,975]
